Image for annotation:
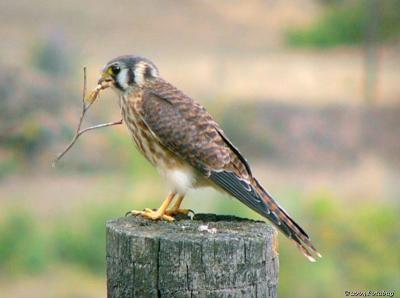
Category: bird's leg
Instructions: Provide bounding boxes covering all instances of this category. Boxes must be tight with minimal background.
[165,194,193,216]
[129,192,176,221]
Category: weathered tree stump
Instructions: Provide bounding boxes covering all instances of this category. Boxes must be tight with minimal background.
[106,214,279,298]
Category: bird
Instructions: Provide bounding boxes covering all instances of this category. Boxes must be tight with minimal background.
[96,55,321,262]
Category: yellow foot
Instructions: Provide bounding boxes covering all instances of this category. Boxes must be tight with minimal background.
[165,208,193,216]
[128,208,174,222]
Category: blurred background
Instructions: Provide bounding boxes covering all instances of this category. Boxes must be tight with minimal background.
[0,0,399,297]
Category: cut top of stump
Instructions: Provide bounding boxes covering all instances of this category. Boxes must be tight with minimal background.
[107,213,276,243]
[106,214,279,298]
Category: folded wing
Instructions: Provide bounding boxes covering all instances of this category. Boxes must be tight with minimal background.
[140,80,321,261]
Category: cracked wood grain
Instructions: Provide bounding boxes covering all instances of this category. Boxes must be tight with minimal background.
[106,214,279,298]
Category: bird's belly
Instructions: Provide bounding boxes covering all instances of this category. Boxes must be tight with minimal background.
[128,125,197,193]
[130,127,197,193]
[158,165,196,194]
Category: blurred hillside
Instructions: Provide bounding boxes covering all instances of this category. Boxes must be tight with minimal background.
[1,0,399,104]
[0,1,399,298]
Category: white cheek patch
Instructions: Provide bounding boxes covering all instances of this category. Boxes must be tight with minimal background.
[134,61,147,86]
[116,68,129,90]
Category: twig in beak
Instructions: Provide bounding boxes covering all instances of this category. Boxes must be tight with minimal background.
[52,67,122,167]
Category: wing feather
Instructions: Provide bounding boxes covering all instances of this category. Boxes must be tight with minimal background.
[141,84,236,175]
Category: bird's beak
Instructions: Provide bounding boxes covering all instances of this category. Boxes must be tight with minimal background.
[97,71,113,85]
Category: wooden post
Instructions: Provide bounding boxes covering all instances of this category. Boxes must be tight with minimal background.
[106,213,279,298]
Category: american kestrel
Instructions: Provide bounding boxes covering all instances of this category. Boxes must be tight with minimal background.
[96,55,321,261]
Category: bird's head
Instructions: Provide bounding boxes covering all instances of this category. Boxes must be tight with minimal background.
[98,55,159,92]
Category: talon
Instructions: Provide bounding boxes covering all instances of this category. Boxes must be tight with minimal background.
[128,209,174,221]
[126,209,147,216]
[165,208,193,216]
[126,192,177,222]
[161,214,174,222]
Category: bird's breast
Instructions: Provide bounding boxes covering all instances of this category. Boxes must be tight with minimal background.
[120,92,196,193]
[120,93,163,164]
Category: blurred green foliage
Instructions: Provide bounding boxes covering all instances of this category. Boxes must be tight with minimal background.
[31,34,74,77]
[0,191,398,297]
[279,192,400,297]
[0,208,50,274]
[286,0,400,48]
[0,35,77,174]
[53,206,114,273]
[2,120,53,162]
[0,156,18,179]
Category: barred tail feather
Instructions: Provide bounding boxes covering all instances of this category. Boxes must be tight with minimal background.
[252,178,322,261]
[209,170,321,261]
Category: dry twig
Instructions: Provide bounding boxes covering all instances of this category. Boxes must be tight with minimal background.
[52,67,122,167]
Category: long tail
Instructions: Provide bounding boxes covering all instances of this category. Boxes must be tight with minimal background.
[252,178,322,262]
[209,170,321,261]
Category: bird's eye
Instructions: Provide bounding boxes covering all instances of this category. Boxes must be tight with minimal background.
[108,65,121,76]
